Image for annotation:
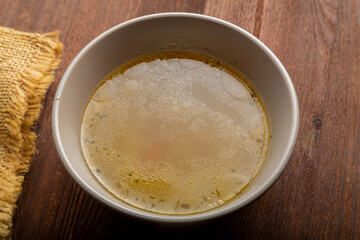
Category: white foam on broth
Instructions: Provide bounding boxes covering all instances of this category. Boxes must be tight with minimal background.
[80,52,270,215]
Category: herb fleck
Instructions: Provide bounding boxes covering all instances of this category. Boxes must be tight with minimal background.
[100,113,108,120]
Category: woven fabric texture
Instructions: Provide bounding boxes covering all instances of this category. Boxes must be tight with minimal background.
[0,26,62,239]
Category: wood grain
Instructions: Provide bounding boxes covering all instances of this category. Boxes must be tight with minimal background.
[0,0,359,239]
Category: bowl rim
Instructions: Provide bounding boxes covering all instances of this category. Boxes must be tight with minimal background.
[52,12,299,223]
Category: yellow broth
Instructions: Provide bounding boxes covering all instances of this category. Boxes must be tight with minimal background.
[80,51,270,215]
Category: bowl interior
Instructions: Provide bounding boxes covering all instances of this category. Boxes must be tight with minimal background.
[53,14,298,221]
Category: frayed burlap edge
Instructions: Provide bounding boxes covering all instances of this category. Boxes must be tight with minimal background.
[0,28,62,239]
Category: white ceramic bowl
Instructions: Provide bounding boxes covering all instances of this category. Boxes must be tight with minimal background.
[52,13,299,223]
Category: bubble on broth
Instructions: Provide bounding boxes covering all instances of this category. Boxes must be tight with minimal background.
[156,202,174,213]
[111,75,122,85]
[170,105,180,113]
[179,59,203,69]
[123,80,139,93]
[177,197,203,213]
[93,80,116,102]
[80,51,270,215]
[123,62,148,79]
[248,114,265,141]
[181,101,191,110]
[220,71,251,101]
[216,174,248,201]
[152,59,169,69]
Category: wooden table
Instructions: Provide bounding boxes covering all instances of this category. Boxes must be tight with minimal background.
[1,0,359,239]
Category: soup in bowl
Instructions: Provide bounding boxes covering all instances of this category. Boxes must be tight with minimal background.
[52,13,299,222]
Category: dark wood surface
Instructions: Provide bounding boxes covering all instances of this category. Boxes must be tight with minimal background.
[1,0,359,239]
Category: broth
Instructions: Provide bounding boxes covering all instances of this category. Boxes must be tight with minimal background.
[80,52,270,215]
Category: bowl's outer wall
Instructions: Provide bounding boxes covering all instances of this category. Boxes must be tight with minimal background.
[53,13,299,222]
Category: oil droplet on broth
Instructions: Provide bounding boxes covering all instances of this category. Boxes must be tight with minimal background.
[80,51,270,215]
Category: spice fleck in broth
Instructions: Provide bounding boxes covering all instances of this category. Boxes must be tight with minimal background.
[80,52,270,215]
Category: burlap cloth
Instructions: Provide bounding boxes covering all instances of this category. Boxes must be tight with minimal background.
[0,27,62,239]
